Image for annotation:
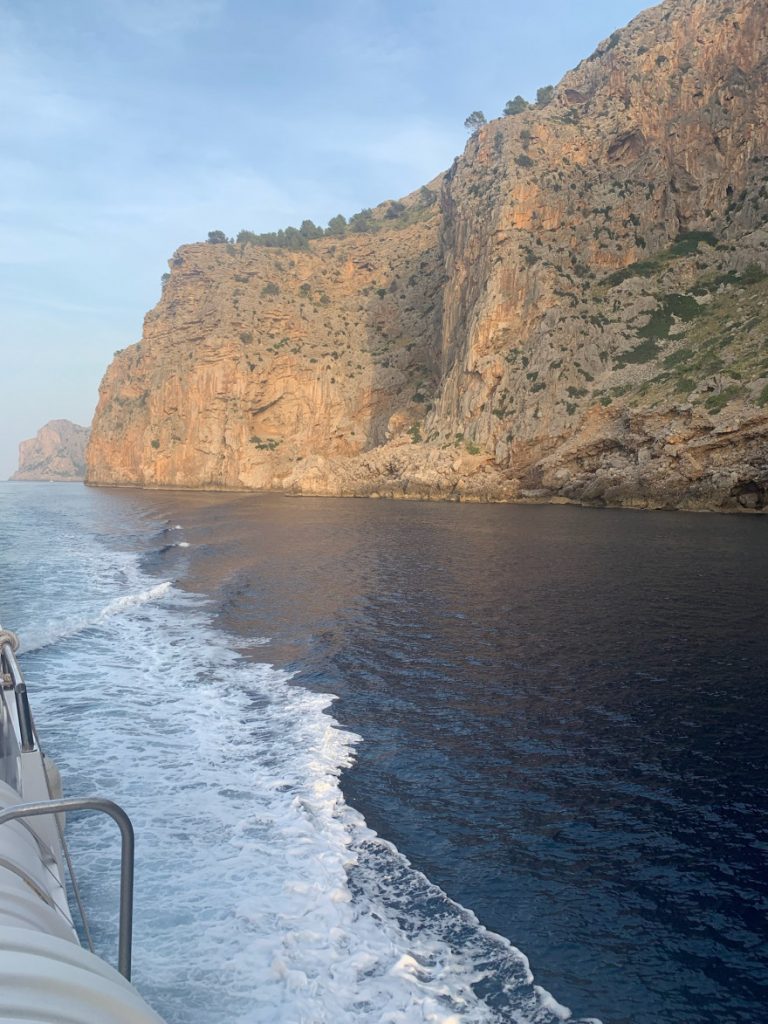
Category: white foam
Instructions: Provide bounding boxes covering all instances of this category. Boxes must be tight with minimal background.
[100,581,172,616]
[13,512,597,1024]
[19,582,172,654]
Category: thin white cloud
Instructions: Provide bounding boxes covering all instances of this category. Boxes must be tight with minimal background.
[297,116,459,187]
[317,0,424,70]
[334,31,421,72]
[348,122,457,170]
[0,155,44,192]
[0,52,96,139]
[102,0,226,37]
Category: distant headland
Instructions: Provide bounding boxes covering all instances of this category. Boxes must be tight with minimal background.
[11,420,90,481]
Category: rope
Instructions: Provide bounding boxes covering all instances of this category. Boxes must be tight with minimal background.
[0,629,19,652]
[31,719,95,955]
[54,809,97,954]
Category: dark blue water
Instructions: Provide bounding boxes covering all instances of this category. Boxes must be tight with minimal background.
[6,484,767,1022]
[131,490,768,1024]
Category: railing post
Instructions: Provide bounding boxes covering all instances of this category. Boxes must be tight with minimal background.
[14,682,35,752]
[0,797,135,979]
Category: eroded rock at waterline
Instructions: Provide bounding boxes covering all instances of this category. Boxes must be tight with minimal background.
[87,0,768,511]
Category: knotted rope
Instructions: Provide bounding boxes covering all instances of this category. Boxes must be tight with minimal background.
[0,629,19,652]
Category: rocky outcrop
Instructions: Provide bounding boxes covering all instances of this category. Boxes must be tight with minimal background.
[12,420,90,481]
[87,0,768,512]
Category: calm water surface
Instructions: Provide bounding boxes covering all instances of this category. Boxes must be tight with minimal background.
[3,483,766,1023]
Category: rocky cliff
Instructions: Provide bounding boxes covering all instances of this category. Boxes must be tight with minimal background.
[12,420,90,481]
[87,0,768,511]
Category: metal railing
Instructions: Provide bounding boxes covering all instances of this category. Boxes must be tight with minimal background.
[0,797,135,979]
[1,634,22,685]
[0,627,136,981]
[1,637,34,752]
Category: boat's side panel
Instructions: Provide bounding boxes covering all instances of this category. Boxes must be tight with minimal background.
[0,634,167,1022]
[0,779,74,936]
[0,689,21,794]
[0,880,77,944]
[0,927,165,1024]
[17,750,65,872]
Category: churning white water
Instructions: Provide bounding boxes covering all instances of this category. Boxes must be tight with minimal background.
[2,485,596,1024]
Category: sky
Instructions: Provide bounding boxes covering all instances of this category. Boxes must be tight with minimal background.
[0,0,650,479]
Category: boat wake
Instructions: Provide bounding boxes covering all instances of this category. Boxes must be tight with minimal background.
[10,509,600,1023]
[19,582,172,653]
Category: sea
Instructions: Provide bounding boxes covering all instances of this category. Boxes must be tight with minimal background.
[0,481,765,1024]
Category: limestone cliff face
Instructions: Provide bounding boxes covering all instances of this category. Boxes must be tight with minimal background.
[88,0,768,511]
[87,205,444,491]
[12,420,90,481]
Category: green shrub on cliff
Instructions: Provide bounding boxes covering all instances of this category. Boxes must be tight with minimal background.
[504,96,529,116]
[349,208,377,233]
[464,111,487,133]
[326,214,347,237]
[249,436,281,450]
[636,293,702,342]
[300,219,324,240]
[669,230,718,256]
[236,228,309,249]
[603,232,720,287]
[704,385,741,413]
[618,338,660,365]
[237,226,309,250]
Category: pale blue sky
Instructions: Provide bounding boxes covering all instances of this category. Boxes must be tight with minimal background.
[1,0,649,478]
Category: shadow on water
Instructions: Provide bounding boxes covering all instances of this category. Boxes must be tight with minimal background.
[92,487,768,1024]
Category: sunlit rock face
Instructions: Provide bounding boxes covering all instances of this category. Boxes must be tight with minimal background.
[12,420,90,481]
[88,0,768,512]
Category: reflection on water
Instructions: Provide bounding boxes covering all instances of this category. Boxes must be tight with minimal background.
[100,490,768,1024]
